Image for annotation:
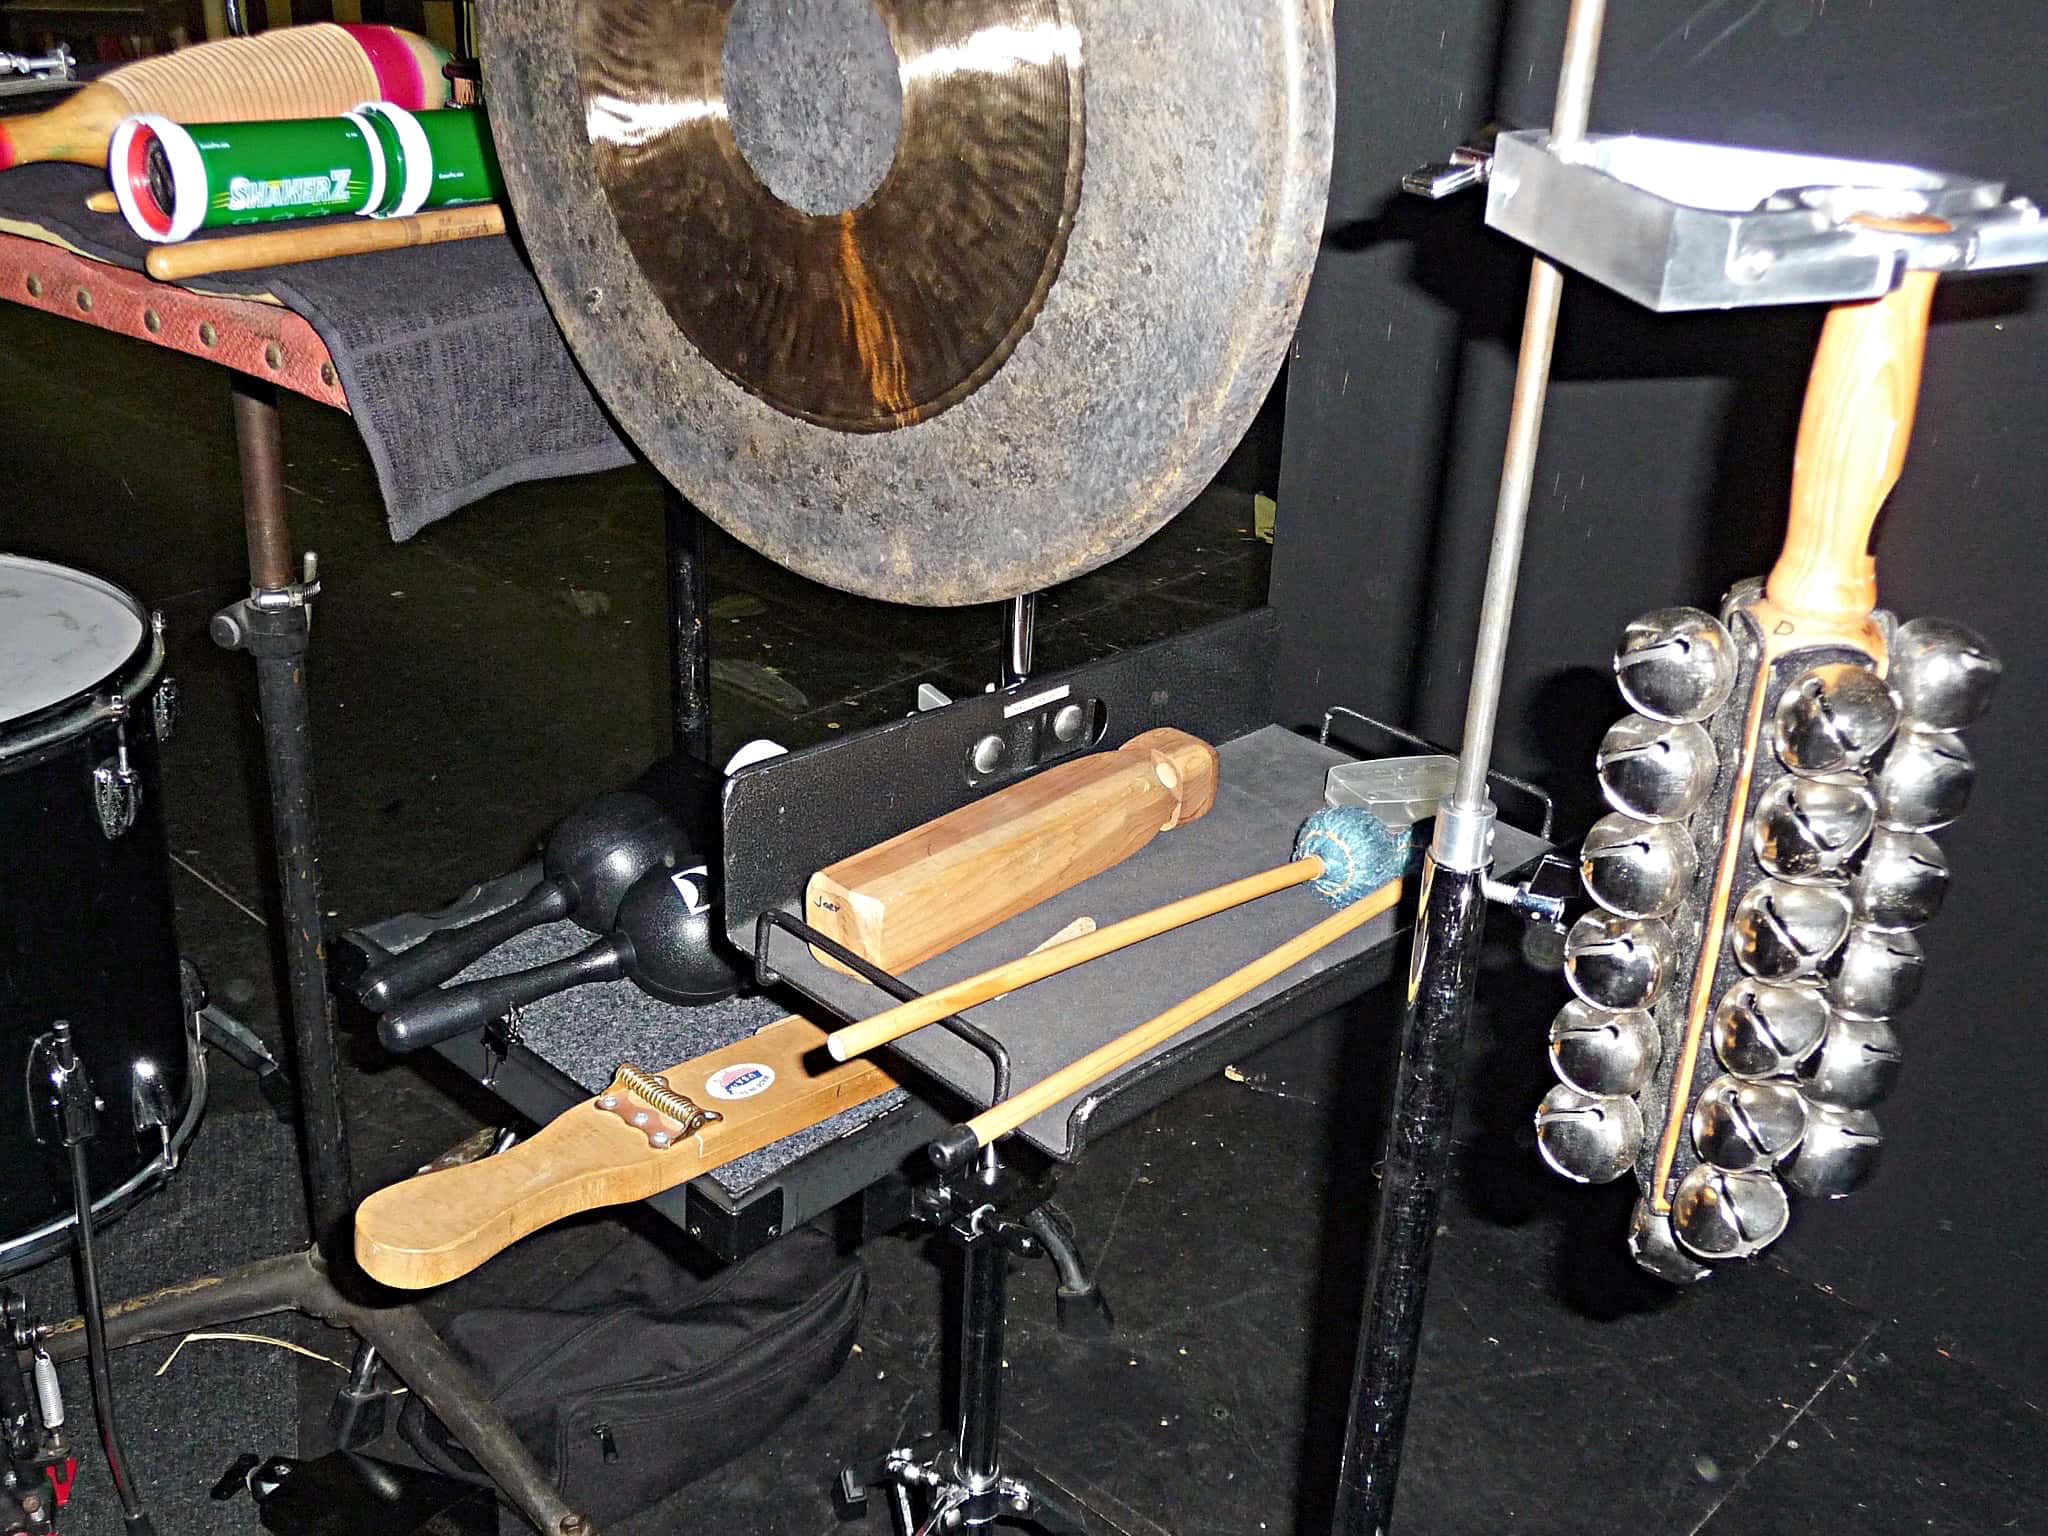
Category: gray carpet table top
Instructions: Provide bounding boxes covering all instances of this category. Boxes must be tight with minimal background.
[0,161,633,537]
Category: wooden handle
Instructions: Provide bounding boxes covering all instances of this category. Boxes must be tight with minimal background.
[0,82,127,169]
[939,877,1403,1160]
[144,204,507,281]
[86,189,120,214]
[826,857,1323,1061]
[1765,249,1942,629]
[353,1017,898,1289]
[804,727,1219,975]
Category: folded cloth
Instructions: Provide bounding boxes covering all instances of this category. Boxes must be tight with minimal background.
[0,161,634,537]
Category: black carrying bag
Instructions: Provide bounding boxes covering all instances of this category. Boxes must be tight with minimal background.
[399,1221,866,1525]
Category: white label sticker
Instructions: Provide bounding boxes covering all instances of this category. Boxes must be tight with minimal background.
[705,1063,775,1101]
[669,864,711,916]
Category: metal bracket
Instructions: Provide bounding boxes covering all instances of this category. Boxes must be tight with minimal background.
[1422,129,2048,310]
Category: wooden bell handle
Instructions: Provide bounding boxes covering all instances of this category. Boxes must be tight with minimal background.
[1765,225,1946,629]
[353,1017,896,1289]
[928,877,1403,1168]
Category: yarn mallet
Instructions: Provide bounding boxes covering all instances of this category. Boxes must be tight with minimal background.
[924,805,1411,1167]
[825,804,1411,1065]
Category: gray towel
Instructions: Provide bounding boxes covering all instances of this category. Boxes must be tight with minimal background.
[0,162,634,536]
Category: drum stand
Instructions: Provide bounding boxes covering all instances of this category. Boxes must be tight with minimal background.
[26,374,592,1536]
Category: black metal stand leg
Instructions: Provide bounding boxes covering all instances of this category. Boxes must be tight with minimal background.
[1023,1204,1113,1339]
[663,488,712,764]
[1333,856,1486,1535]
[212,373,354,1255]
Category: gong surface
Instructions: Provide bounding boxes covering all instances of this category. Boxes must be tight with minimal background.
[484,0,1333,604]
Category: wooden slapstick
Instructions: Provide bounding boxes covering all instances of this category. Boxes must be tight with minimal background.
[0,24,448,171]
[354,1017,897,1289]
[805,727,1218,975]
[144,204,506,281]
[1648,245,1941,1211]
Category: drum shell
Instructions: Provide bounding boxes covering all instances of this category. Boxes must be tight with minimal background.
[0,646,188,1272]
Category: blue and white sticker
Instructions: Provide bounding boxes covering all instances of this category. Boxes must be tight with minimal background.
[705,1063,775,1101]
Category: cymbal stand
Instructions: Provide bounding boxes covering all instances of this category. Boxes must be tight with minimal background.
[1332,2,1612,1530]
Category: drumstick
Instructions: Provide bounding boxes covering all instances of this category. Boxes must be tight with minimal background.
[86,189,118,212]
[924,810,1412,1170]
[824,806,1397,1063]
[143,204,505,280]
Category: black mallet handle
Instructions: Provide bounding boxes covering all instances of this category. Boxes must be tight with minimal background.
[355,878,574,1012]
[378,937,627,1054]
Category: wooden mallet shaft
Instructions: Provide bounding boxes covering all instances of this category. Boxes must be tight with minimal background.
[927,875,1404,1169]
[143,204,506,281]
[826,855,1326,1062]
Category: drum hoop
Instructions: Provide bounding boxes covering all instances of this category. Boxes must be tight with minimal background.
[0,1014,206,1275]
[0,623,166,769]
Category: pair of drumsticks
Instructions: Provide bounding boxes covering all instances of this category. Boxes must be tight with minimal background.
[825,804,1411,1167]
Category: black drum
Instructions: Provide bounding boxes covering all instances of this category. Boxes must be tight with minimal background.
[0,556,200,1275]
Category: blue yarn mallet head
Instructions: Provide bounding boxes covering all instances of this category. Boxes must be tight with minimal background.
[1294,806,1412,907]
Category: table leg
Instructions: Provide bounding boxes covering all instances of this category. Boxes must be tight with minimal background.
[663,487,712,764]
[215,372,354,1254]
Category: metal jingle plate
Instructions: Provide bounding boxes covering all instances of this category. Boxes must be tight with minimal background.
[1535,1083,1643,1185]
[1692,1074,1809,1172]
[1890,617,2001,732]
[1549,998,1662,1098]
[1563,911,1675,1013]
[1773,662,1900,775]
[1713,978,1830,1080]
[1671,1164,1790,1261]
[1580,811,1699,920]
[1596,713,1718,823]
[1799,1014,1902,1110]
[1732,879,1851,982]
[1782,1104,1883,1199]
[1751,773,1874,885]
[481,0,1336,603]
[1613,608,1737,724]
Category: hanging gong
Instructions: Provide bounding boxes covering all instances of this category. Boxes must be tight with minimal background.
[481,0,1334,605]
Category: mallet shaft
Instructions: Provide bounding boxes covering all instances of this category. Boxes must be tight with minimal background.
[932,877,1403,1165]
[825,856,1325,1062]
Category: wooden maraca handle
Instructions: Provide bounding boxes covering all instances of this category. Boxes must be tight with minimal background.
[0,81,126,169]
[1765,237,1943,631]
[929,877,1404,1168]
[805,727,1219,975]
[353,1017,897,1289]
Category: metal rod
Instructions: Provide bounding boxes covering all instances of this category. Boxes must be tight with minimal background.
[664,488,713,764]
[230,373,356,1254]
[1002,593,1038,687]
[1335,5,1613,1532]
[954,1213,1008,1487]
[1446,0,1608,817]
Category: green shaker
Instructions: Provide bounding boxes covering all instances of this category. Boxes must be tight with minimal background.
[109,111,385,244]
[356,104,505,218]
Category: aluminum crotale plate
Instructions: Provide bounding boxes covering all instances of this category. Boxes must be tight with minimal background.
[481,0,1333,605]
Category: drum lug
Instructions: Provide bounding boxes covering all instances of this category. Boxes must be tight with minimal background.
[90,695,142,839]
[131,1057,176,1169]
[151,675,181,745]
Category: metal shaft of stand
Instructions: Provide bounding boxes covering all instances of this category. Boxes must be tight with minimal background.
[1334,4,1609,1531]
[228,374,355,1252]
[664,489,713,764]
[955,1217,1009,1491]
